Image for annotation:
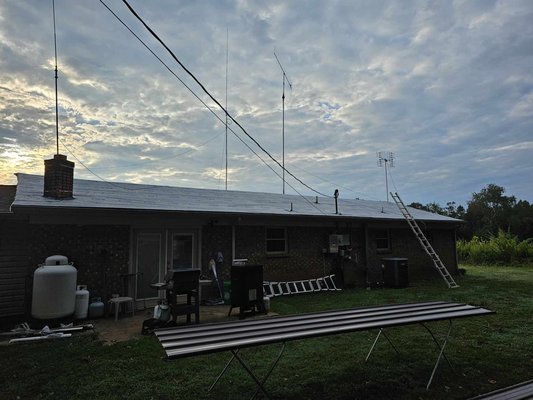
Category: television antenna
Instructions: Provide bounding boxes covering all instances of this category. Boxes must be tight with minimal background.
[224,28,229,190]
[377,152,395,202]
[274,52,292,194]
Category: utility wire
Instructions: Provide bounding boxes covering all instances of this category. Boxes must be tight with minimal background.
[97,0,331,215]
[98,0,309,196]
[288,162,381,201]
[62,130,327,213]
[58,137,161,191]
[59,3,323,210]
[120,0,329,198]
[89,132,223,171]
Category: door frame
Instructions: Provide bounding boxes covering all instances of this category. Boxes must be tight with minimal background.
[131,227,202,305]
[133,229,166,302]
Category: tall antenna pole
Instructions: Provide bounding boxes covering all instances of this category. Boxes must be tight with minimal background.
[225,28,229,190]
[377,152,395,202]
[274,52,292,195]
[52,0,59,155]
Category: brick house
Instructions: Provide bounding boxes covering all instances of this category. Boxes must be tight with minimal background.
[0,155,461,318]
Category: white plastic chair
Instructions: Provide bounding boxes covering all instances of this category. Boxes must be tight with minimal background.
[107,273,138,321]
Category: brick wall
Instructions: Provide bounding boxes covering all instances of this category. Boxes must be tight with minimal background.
[366,227,457,280]
[0,218,30,317]
[28,224,130,302]
[204,224,457,285]
[234,225,342,281]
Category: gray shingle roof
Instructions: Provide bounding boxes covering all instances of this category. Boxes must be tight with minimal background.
[12,173,460,223]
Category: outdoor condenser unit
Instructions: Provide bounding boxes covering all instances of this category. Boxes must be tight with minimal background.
[381,258,409,288]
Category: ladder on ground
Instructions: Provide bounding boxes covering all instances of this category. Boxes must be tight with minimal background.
[390,192,459,289]
[263,274,341,298]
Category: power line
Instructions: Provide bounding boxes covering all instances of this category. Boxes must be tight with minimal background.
[89,132,223,171]
[288,162,381,201]
[99,0,326,200]
[98,0,330,208]
[119,0,329,198]
[58,137,161,191]
[62,132,326,213]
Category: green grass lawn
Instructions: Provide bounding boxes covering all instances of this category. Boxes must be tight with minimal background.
[1,264,531,400]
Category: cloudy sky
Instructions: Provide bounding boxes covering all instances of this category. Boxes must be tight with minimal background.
[1,0,532,206]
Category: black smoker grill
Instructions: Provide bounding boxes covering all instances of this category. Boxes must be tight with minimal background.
[228,264,264,319]
[381,258,409,288]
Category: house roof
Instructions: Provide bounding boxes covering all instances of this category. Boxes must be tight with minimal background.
[12,173,460,223]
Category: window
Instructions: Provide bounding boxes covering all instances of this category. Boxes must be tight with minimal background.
[171,233,194,269]
[266,228,287,254]
[375,229,390,251]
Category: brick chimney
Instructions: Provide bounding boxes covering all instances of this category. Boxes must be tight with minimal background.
[43,154,75,199]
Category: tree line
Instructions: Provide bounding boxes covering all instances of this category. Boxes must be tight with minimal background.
[409,184,533,240]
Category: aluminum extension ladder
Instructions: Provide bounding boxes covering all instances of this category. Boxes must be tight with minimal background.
[390,192,459,289]
[263,275,341,298]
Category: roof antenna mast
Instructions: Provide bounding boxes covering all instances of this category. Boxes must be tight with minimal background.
[225,28,229,190]
[274,52,292,195]
[377,152,395,202]
[52,0,60,155]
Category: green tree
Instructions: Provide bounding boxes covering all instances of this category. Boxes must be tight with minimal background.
[465,184,516,239]
[509,200,533,240]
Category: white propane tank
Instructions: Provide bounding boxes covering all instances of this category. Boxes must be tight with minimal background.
[31,255,77,319]
[74,285,90,319]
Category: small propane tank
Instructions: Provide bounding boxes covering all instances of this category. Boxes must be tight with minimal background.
[154,303,171,322]
[88,297,105,318]
[74,285,90,319]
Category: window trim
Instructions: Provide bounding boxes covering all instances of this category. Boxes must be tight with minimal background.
[375,229,391,253]
[265,227,288,255]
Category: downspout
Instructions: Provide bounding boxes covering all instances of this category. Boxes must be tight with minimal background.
[453,227,459,273]
[363,223,369,271]
[232,224,236,262]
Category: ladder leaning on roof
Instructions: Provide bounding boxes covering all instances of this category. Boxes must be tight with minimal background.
[390,192,459,289]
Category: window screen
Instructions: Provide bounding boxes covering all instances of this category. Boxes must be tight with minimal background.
[266,228,287,254]
[375,229,390,251]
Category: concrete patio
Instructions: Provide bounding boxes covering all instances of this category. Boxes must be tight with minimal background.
[91,305,272,344]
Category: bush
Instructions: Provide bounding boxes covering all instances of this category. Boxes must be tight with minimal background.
[457,230,533,264]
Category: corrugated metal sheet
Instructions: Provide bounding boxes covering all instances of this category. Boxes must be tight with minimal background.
[12,173,460,223]
[155,301,494,358]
